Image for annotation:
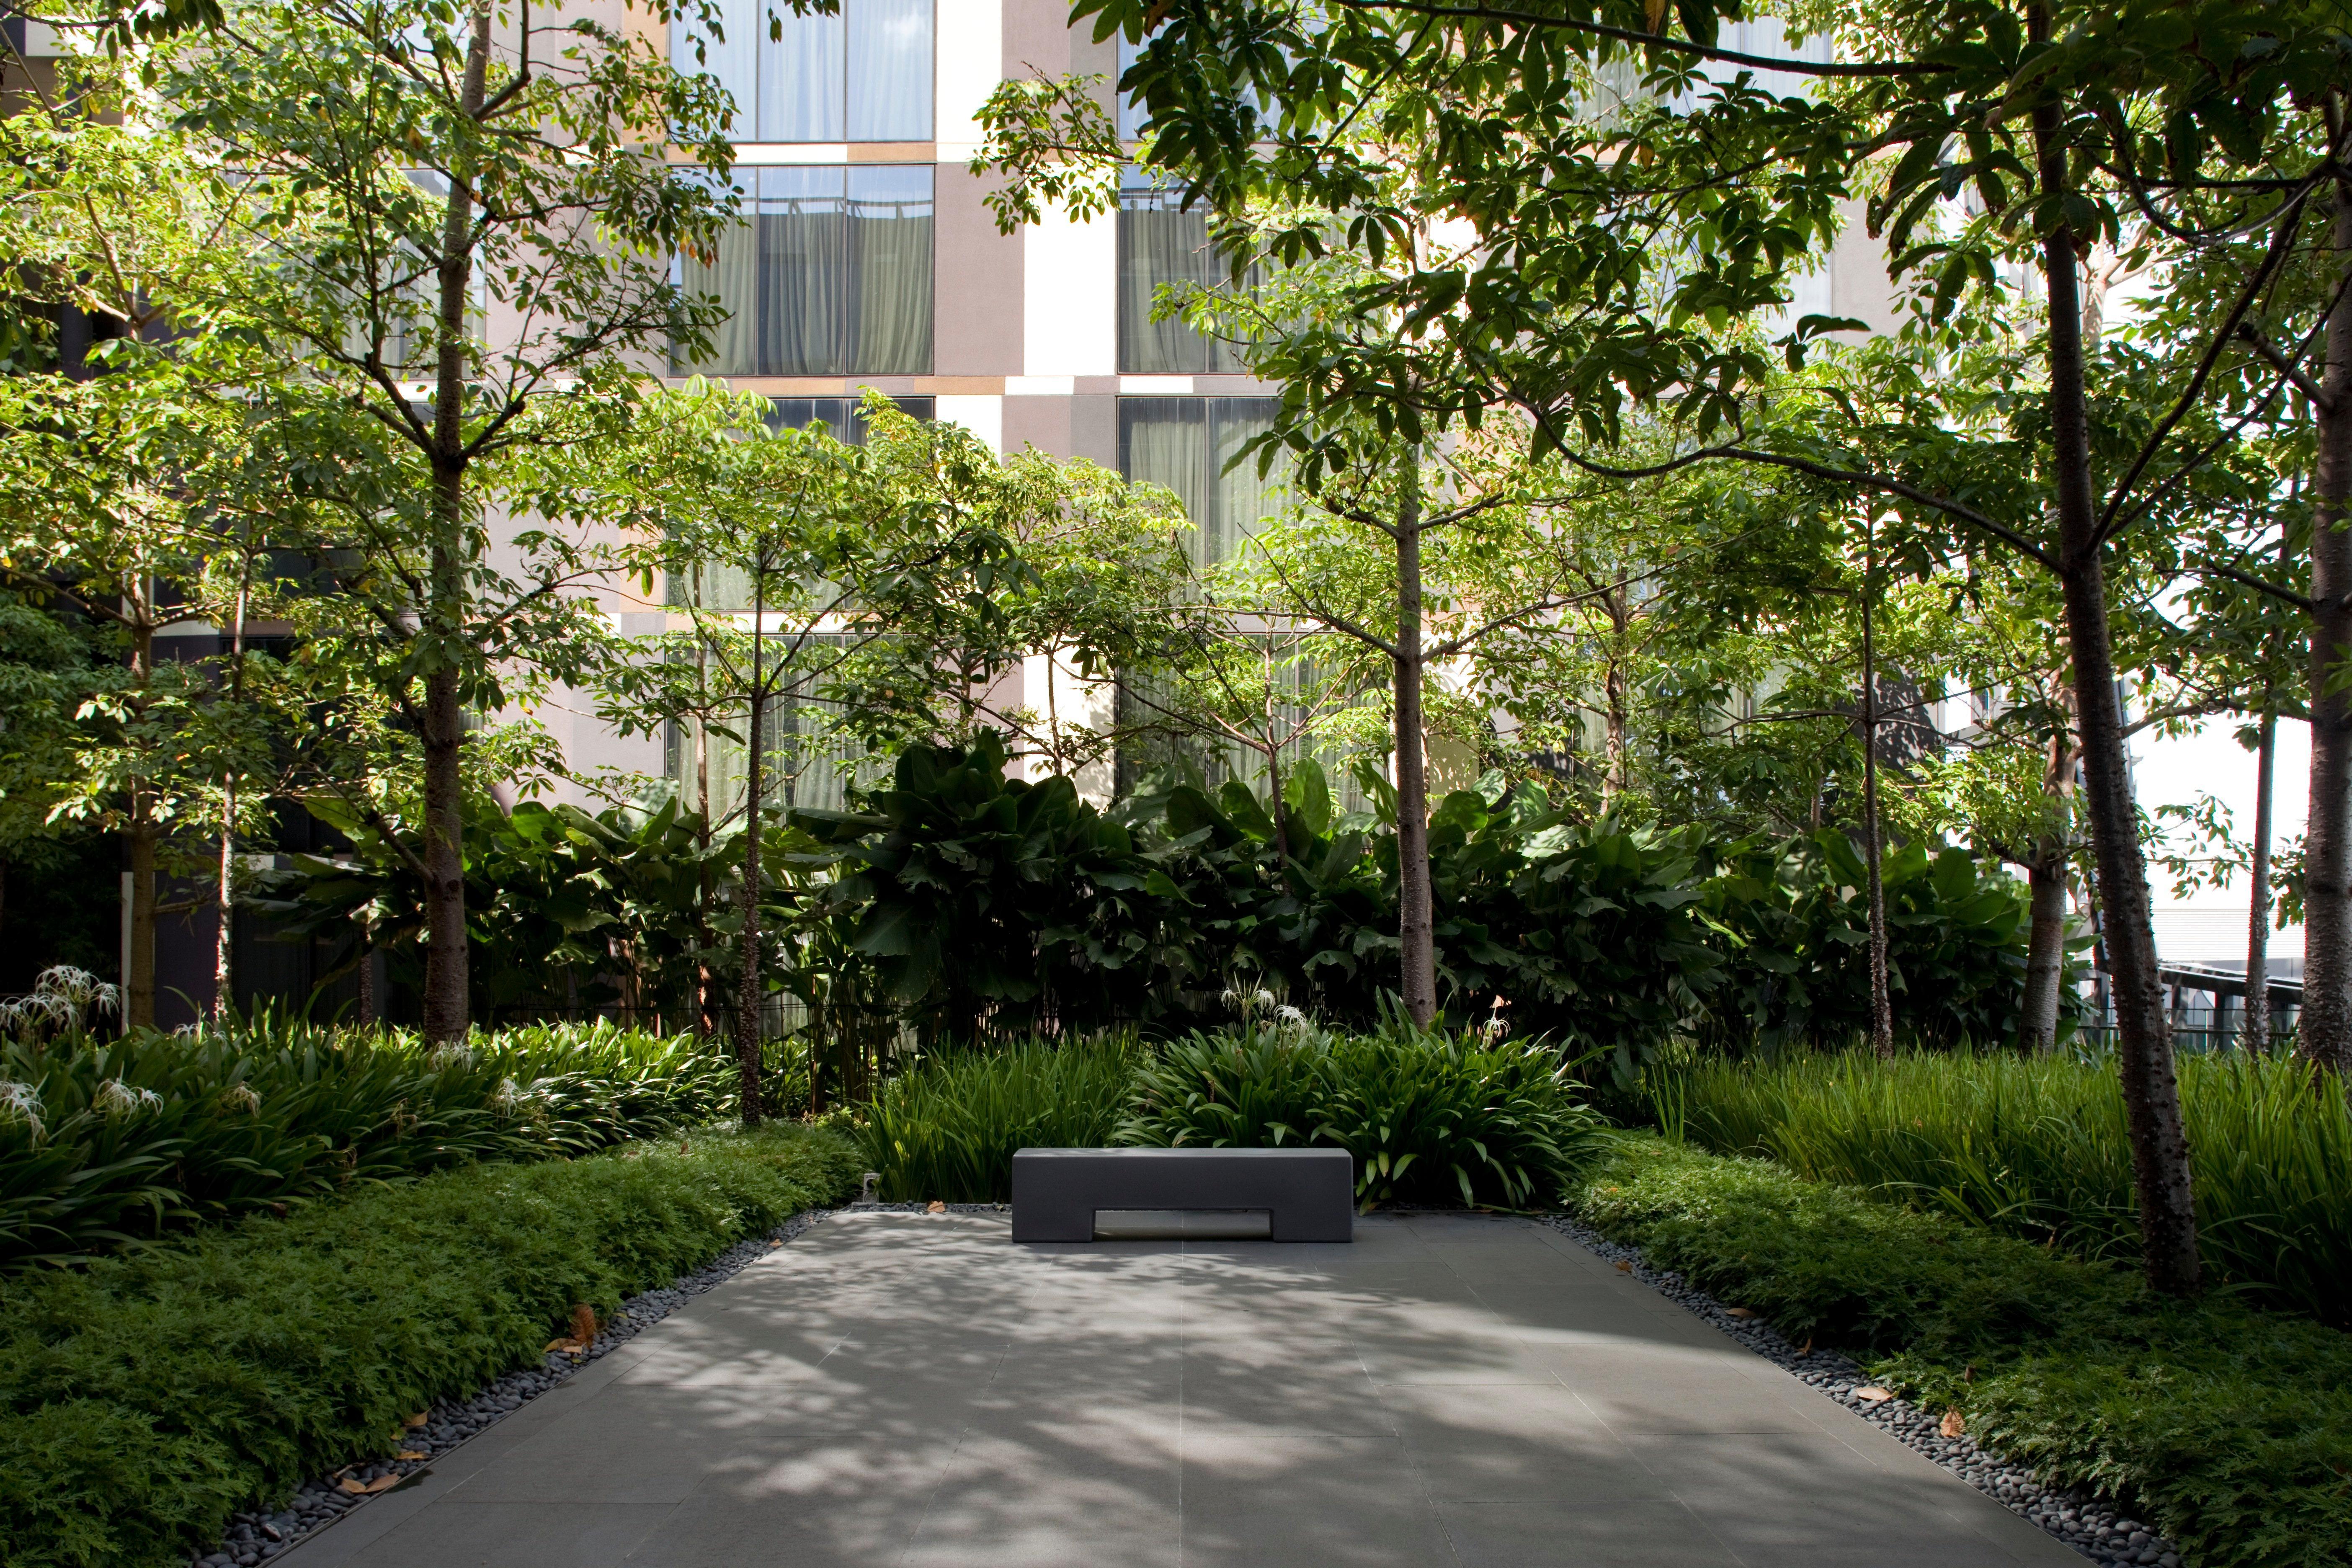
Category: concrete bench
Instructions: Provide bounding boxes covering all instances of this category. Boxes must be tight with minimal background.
[1010,1147,1354,1242]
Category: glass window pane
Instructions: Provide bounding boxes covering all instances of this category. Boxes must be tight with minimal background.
[1207,398,1281,563]
[673,0,758,137]
[847,165,934,374]
[1119,396,1211,562]
[1116,31,1147,141]
[1120,169,1236,374]
[848,0,932,140]
[671,174,758,375]
[757,166,851,375]
[758,4,844,140]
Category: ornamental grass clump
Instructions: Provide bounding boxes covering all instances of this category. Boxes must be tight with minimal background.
[1122,1016,1604,1209]
[1661,1048,2352,1325]
[0,1017,735,1266]
[859,1035,1139,1202]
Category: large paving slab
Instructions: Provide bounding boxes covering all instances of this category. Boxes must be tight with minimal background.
[278,1210,2083,1567]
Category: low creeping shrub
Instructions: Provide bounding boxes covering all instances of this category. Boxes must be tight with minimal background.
[0,1019,736,1266]
[1661,1049,2352,1326]
[0,1122,862,1568]
[1573,1135,2352,1568]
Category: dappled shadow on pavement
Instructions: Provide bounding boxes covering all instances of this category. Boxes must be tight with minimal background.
[274,1211,2082,1568]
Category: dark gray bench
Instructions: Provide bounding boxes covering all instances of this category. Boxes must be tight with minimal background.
[1010,1148,1354,1242]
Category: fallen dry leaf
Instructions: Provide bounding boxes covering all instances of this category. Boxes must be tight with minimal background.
[338,1474,401,1496]
[1613,1260,1632,1274]
[543,1338,573,1353]
[926,1200,946,1214]
[1854,1386,1895,1403]
[397,1450,428,1462]
[402,1412,428,1429]
[570,1303,597,1344]
[767,1238,782,1248]
[1798,1337,1814,1357]
[1724,1307,1757,1319]
[1941,1408,1966,1438]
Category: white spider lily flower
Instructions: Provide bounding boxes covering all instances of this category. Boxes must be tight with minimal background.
[94,1079,162,1116]
[219,1083,263,1115]
[0,1080,42,1139]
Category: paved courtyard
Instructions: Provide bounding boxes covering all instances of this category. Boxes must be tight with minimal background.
[280,1210,2083,1567]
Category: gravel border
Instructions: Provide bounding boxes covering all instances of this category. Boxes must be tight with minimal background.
[1541,1214,2182,1568]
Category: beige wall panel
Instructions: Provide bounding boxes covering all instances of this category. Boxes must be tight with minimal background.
[935,163,1025,375]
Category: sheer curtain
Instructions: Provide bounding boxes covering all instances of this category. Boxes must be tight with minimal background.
[1119,397,1212,563]
[1207,399,1281,563]
[847,0,931,140]
[673,176,758,376]
[672,0,756,134]
[1119,177,1217,374]
[758,167,851,374]
[848,165,933,374]
[758,4,843,139]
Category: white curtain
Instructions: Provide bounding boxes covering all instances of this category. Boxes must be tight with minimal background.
[758,4,843,140]
[848,0,932,140]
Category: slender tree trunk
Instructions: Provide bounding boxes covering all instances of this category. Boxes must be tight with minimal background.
[357,913,377,1029]
[2300,145,2352,1074]
[693,566,720,1037]
[1859,522,1894,1058]
[1604,626,1629,800]
[2034,80,2202,1294]
[126,812,157,1031]
[124,612,157,1031]
[734,567,769,1127]
[419,665,470,1041]
[214,572,250,1019]
[418,3,490,1045]
[2245,706,2277,1052]
[2022,851,2070,1051]
[1393,471,1436,1027]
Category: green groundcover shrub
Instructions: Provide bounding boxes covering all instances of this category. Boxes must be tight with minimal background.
[0,1124,862,1568]
[860,1021,1606,1210]
[1573,1135,2352,1568]
[1659,1049,2352,1327]
[0,1020,738,1266]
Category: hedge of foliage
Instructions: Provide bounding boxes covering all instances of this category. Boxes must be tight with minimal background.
[791,737,2075,1074]
[0,1123,862,1568]
[1658,1048,2352,1326]
[1573,1136,2352,1568]
[0,1017,736,1265]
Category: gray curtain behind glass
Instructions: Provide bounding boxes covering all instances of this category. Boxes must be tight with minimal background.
[1119,171,1255,375]
[1118,396,1279,565]
[671,166,932,376]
